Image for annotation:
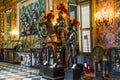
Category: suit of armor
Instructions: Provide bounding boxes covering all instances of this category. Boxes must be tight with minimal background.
[67,26,77,67]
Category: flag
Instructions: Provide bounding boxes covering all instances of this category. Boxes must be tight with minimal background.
[84,35,88,40]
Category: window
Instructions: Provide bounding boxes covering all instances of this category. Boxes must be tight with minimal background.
[79,1,92,53]
[69,0,77,4]
[69,4,77,19]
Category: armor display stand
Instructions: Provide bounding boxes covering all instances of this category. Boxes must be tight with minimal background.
[64,68,81,80]
[43,66,65,80]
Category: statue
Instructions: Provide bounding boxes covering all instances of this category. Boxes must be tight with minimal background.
[66,22,77,68]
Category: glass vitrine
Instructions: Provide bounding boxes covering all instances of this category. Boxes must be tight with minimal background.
[30,48,40,68]
[108,47,120,79]
[108,47,120,72]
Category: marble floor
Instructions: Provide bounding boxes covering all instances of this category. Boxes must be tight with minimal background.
[0,62,46,80]
[0,62,98,80]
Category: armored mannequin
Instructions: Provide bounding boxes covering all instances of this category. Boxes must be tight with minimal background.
[67,25,77,67]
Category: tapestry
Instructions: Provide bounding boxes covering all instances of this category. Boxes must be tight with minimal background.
[20,0,46,36]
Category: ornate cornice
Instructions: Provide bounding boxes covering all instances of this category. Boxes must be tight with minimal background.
[0,0,21,12]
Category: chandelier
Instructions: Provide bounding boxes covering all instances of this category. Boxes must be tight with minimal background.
[94,0,116,27]
[95,9,114,26]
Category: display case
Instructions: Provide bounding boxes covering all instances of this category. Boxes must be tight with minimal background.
[30,48,40,68]
[108,47,120,79]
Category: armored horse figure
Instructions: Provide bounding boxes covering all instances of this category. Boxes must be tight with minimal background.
[39,11,58,67]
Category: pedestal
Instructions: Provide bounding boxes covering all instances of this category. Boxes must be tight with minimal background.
[64,68,81,80]
[39,64,44,75]
[108,72,120,80]
[43,66,65,80]
[95,72,103,80]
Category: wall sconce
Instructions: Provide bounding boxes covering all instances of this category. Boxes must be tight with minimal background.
[94,9,115,26]
[10,29,19,40]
